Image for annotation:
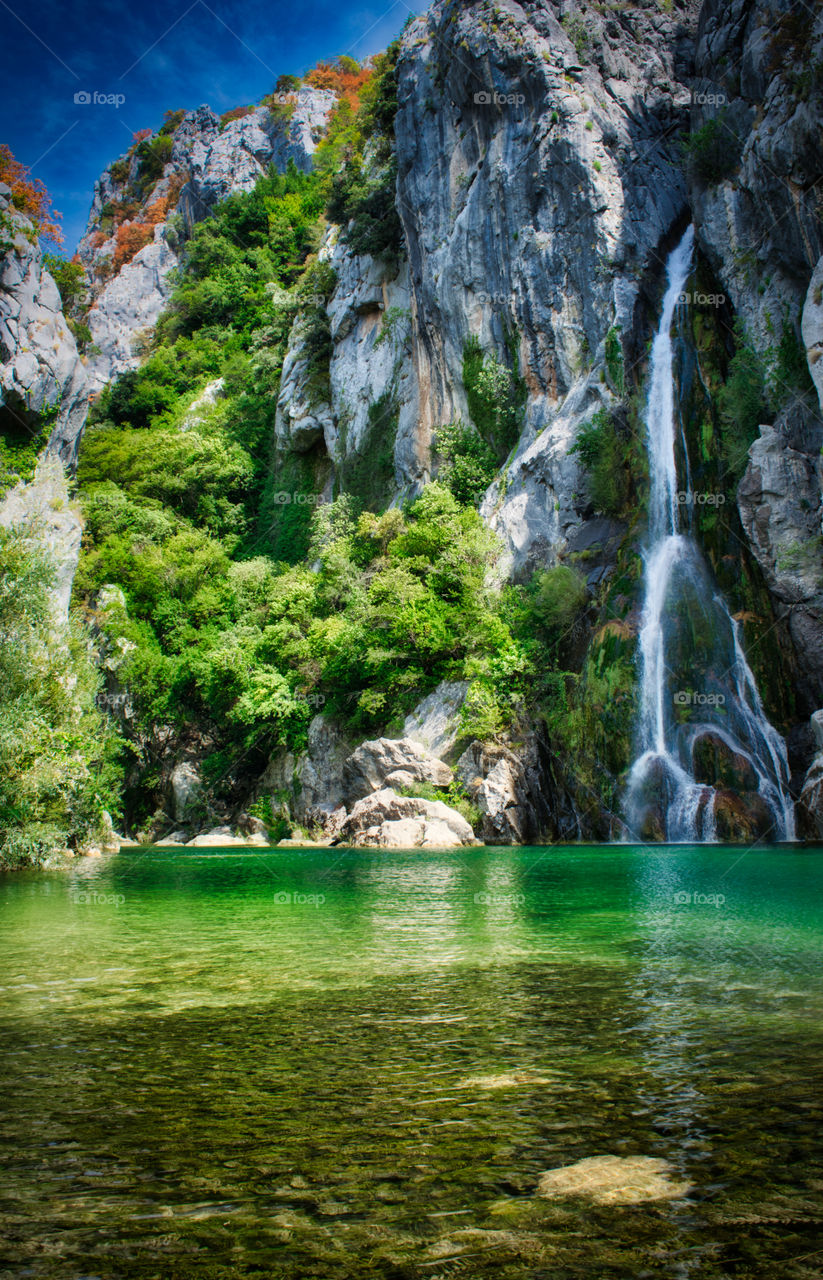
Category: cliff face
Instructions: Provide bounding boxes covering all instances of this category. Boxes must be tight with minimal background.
[0,185,88,467]
[77,92,336,393]
[395,0,700,574]
[4,0,822,846]
[689,0,823,713]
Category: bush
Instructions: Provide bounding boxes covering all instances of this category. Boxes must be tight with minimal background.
[462,335,526,459]
[716,324,768,480]
[435,420,498,506]
[571,408,627,515]
[684,112,742,186]
[530,565,588,642]
[0,527,122,865]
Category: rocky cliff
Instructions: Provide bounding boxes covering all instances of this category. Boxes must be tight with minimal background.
[77,91,335,393]
[3,0,822,850]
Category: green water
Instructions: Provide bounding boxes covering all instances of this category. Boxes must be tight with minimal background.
[1,844,822,1279]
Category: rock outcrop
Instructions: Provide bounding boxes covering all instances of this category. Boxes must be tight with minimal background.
[78,92,336,392]
[336,787,479,848]
[343,737,453,805]
[0,184,88,466]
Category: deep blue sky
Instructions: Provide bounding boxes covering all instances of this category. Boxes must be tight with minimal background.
[0,0,421,253]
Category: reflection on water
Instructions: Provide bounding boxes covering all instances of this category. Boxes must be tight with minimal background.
[1,844,822,1277]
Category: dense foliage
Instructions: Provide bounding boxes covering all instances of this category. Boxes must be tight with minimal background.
[0,528,122,866]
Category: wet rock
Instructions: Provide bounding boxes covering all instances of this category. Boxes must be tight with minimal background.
[692,732,759,792]
[712,789,774,842]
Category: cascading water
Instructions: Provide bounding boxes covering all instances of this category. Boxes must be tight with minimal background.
[625,226,795,843]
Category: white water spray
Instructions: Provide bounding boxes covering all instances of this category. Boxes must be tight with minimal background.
[625,227,795,842]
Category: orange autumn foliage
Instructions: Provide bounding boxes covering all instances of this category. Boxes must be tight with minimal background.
[305,57,373,110]
[112,195,169,271]
[0,143,63,246]
[132,128,152,146]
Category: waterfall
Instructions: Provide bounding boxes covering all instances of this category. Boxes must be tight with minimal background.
[625,226,795,843]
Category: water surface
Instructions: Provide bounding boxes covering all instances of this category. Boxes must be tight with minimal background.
[1,844,822,1277]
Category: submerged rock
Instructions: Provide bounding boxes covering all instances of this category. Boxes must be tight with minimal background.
[537,1154,691,1205]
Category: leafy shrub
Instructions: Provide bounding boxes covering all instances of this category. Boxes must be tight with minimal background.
[716,324,768,479]
[0,527,122,866]
[684,112,742,185]
[530,565,588,642]
[435,420,498,506]
[462,335,527,459]
[571,408,627,515]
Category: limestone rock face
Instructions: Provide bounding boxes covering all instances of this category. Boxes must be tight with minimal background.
[689,0,823,358]
[78,92,336,392]
[0,185,88,466]
[169,761,203,825]
[402,681,468,759]
[395,0,700,570]
[455,738,552,844]
[337,787,479,848]
[737,409,823,708]
[802,256,823,413]
[0,455,83,620]
[84,228,178,394]
[343,738,454,805]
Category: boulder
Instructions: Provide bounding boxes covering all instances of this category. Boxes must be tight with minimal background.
[343,738,453,805]
[336,788,479,848]
[712,790,774,843]
[186,826,268,847]
[537,1155,690,1205]
[455,742,529,843]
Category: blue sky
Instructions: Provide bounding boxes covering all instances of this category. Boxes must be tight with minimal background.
[0,0,421,253]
